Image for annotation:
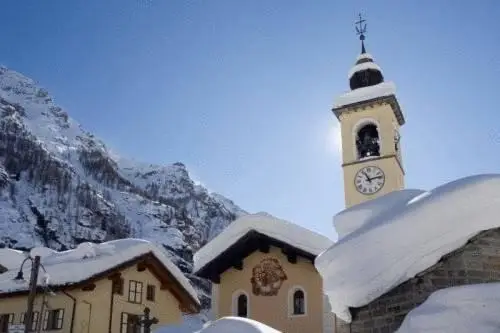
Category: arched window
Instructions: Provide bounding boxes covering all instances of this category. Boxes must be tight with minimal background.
[355,123,380,159]
[232,291,249,318]
[288,287,307,316]
[237,294,248,317]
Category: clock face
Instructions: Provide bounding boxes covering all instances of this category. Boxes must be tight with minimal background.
[354,166,385,195]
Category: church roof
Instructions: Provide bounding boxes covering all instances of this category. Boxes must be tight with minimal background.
[315,174,500,323]
[193,213,333,282]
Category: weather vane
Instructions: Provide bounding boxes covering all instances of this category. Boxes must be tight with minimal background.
[355,13,367,53]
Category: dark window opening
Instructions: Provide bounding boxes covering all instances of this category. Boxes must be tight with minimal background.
[292,289,305,315]
[146,284,156,302]
[236,294,248,317]
[43,309,64,330]
[128,280,143,304]
[113,277,124,295]
[356,124,380,159]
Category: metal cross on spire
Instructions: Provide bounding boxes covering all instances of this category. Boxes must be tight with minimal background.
[355,13,367,53]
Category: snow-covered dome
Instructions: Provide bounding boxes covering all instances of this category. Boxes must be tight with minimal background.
[348,51,384,90]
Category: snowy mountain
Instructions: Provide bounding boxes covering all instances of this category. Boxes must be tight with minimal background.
[0,65,247,306]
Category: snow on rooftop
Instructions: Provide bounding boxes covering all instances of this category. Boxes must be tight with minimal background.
[193,213,333,273]
[315,174,500,323]
[0,238,199,305]
[348,61,382,79]
[334,81,396,109]
[356,53,374,61]
[396,283,500,333]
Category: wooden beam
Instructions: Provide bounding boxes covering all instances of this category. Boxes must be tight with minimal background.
[258,243,270,253]
[282,247,297,264]
[107,272,121,281]
[81,283,96,291]
[211,274,220,284]
[137,262,147,272]
[233,260,243,271]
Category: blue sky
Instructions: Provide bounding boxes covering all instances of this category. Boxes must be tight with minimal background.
[1,0,499,240]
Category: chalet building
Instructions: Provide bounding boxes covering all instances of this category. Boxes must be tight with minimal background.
[193,213,335,333]
[0,239,200,333]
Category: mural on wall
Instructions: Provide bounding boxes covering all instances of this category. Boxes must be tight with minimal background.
[250,257,287,296]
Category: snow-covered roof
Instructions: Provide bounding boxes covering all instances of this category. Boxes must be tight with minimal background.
[194,213,333,274]
[397,283,500,333]
[0,239,200,307]
[348,61,383,79]
[315,174,500,323]
[333,81,396,109]
[356,53,373,61]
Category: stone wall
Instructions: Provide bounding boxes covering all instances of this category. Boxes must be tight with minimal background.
[335,227,500,333]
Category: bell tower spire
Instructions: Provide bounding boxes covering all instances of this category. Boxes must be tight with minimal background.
[332,15,406,208]
[355,13,367,54]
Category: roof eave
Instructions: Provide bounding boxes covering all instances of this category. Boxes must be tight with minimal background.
[194,230,318,282]
[332,94,405,126]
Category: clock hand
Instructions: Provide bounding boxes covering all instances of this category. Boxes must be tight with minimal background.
[371,176,383,180]
[362,171,372,182]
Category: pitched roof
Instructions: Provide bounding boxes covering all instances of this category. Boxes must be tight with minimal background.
[0,239,200,312]
[193,213,333,278]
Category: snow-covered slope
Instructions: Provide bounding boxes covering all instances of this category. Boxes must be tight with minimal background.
[0,65,247,306]
[315,174,500,322]
[397,283,500,333]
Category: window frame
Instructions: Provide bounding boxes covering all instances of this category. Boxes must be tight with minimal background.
[120,312,143,333]
[128,280,143,304]
[288,286,307,317]
[20,311,40,331]
[146,284,156,302]
[43,309,64,330]
[231,290,250,318]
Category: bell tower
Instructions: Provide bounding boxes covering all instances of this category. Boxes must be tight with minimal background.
[333,15,405,208]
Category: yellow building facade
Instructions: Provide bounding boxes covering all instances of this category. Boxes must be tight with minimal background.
[0,243,200,333]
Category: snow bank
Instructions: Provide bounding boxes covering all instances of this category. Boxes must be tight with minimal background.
[154,313,208,333]
[315,174,500,323]
[333,81,396,109]
[348,61,382,79]
[0,238,199,305]
[155,316,281,333]
[194,213,333,273]
[397,283,500,333]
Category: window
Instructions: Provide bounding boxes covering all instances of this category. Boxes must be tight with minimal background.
[288,287,307,316]
[43,309,64,330]
[231,290,249,318]
[237,294,248,317]
[113,277,124,295]
[20,312,39,331]
[0,314,14,333]
[146,284,156,302]
[355,123,380,159]
[120,313,142,333]
[128,280,143,303]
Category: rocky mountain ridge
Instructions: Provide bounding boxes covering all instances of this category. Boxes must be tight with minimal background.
[0,65,247,306]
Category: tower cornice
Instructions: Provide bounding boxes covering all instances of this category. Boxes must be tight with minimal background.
[332,94,405,126]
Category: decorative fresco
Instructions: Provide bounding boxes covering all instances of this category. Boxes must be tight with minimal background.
[250,257,287,296]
